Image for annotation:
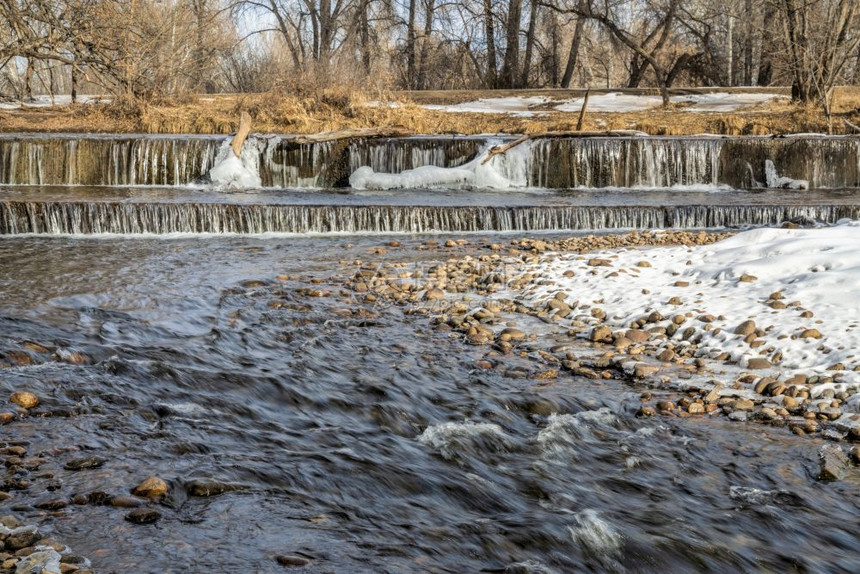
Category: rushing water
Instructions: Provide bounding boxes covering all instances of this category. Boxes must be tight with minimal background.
[0,236,858,573]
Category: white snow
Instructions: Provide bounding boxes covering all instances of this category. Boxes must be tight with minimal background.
[423,96,550,117]
[556,93,665,113]
[349,140,530,190]
[0,94,110,109]
[511,221,860,420]
[415,92,787,115]
[208,139,262,189]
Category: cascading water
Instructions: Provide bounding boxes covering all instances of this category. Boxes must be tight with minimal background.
[0,134,857,190]
[2,200,857,235]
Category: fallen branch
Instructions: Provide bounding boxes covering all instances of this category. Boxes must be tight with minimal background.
[288,126,414,145]
[230,110,252,158]
[481,130,648,165]
[845,119,860,134]
[576,88,590,132]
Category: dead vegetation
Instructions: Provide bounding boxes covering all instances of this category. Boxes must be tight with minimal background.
[1,86,858,136]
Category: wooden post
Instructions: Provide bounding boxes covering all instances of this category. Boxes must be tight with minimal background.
[231,111,252,158]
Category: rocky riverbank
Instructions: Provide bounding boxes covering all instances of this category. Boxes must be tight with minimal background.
[329,227,860,479]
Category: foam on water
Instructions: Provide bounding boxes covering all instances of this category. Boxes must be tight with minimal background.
[568,510,623,557]
[417,421,511,460]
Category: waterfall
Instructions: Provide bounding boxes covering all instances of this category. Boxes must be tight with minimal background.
[0,134,857,190]
[2,201,857,235]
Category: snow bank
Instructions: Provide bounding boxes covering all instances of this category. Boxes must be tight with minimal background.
[0,94,110,109]
[515,221,860,415]
[349,140,530,190]
[423,96,550,117]
[414,92,787,115]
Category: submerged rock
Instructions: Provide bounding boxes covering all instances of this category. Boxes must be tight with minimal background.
[185,479,245,497]
[125,508,161,525]
[9,392,39,409]
[13,548,61,574]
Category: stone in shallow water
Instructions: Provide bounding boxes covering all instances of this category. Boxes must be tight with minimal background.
[5,525,41,550]
[9,392,38,409]
[13,548,61,574]
[132,476,169,499]
[185,479,245,497]
[125,508,161,525]
[275,555,311,567]
[818,444,849,481]
[63,457,105,471]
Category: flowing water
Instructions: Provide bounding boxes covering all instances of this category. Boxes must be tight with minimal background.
[0,236,858,573]
[1,133,859,572]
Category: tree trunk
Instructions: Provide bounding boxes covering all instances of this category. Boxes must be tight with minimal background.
[743,0,754,85]
[70,65,77,104]
[24,59,33,101]
[500,0,522,88]
[757,4,776,85]
[561,16,585,88]
[520,0,538,87]
[627,55,647,88]
[360,0,371,75]
[417,0,435,89]
[406,0,417,88]
[483,0,497,87]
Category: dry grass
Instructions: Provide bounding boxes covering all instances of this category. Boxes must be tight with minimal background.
[1,86,858,136]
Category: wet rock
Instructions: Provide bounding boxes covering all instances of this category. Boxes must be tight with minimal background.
[818,444,849,481]
[800,328,822,339]
[9,393,38,410]
[732,399,755,411]
[275,555,311,567]
[739,274,757,282]
[633,364,659,378]
[423,288,445,301]
[635,406,656,417]
[132,476,169,499]
[586,258,612,267]
[63,457,105,471]
[110,496,144,508]
[12,548,61,574]
[124,508,161,525]
[185,479,244,497]
[5,526,40,550]
[33,499,68,511]
[850,446,860,465]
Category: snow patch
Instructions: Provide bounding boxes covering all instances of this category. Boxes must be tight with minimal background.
[208,139,262,189]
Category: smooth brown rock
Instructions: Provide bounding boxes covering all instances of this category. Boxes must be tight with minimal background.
[132,476,169,499]
[746,358,772,370]
[9,392,38,409]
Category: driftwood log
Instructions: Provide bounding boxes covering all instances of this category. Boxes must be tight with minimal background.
[230,111,253,157]
[481,130,649,165]
[288,126,413,145]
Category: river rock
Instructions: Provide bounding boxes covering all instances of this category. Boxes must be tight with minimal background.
[818,444,849,481]
[9,392,39,410]
[423,288,445,301]
[275,555,311,567]
[125,508,161,525]
[590,326,612,343]
[110,496,144,508]
[800,328,822,339]
[5,526,40,550]
[734,320,756,336]
[185,479,244,497]
[746,358,771,370]
[13,548,61,574]
[132,476,169,499]
[63,457,105,471]
[633,364,660,378]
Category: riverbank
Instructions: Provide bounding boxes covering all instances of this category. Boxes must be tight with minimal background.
[335,226,860,462]
[1,86,859,136]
